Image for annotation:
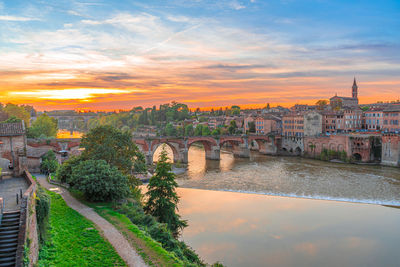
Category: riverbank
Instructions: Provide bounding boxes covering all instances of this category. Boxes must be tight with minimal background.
[37,190,126,266]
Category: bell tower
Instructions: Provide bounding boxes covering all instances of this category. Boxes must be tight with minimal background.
[352,77,358,99]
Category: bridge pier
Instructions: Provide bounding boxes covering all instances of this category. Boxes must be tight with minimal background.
[205,146,220,160]
[145,152,153,165]
[177,149,188,164]
[232,143,250,158]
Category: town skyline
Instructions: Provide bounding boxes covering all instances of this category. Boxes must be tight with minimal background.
[1,0,400,111]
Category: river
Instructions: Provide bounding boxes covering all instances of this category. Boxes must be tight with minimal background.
[154,146,400,267]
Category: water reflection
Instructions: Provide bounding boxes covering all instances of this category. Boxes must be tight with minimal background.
[175,146,400,206]
[178,188,400,267]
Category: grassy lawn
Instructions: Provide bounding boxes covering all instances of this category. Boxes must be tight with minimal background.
[37,190,126,267]
[91,204,184,267]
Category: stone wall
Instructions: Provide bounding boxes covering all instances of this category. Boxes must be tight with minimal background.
[0,135,26,176]
[382,134,400,167]
[15,170,38,267]
[304,111,323,136]
[281,136,304,155]
[304,135,349,157]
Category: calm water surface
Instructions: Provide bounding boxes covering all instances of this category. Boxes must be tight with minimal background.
[155,146,400,267]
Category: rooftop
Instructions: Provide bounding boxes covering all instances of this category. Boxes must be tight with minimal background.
[0,122,26,136]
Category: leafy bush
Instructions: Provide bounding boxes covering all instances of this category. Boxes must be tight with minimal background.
[70,160,130,202]
[80,125,144,175]
[40,150,59,174]
[116,201,205,266]
[56,156,81,184]
[36,186,50,245]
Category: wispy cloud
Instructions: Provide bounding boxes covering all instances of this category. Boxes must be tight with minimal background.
[0,0,399,110]
[0,15,39,21]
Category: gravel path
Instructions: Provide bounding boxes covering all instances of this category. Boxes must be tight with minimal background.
[34,174,148,267]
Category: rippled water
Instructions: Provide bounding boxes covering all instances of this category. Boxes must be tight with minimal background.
[153,146,400,267]
[172,146,400,206]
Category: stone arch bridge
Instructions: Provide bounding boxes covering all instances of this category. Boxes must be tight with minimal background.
[133,135,279,164]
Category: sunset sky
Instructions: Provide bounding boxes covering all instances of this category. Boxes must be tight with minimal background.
[0,0,399,111]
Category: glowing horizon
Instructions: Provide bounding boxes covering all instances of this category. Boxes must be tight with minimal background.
[0,0,399,111]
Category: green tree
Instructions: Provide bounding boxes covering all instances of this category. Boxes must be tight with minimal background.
[248,121,256,133]
[194,124,203,136]
[3,103,30,126]
[228,120,237,134]
[40,150,59,175]
[316,100,328,110]
[201,125,211,136]
[56,156,81,184]
[80,125,144,175]
[211,128,221,136]
[2,116,21,123]
[184,124,194,136]
[165,123,177,136]
[231,105,240,115]
[144,146,187,237]
[28,113,58,138]
[71,160,130,202]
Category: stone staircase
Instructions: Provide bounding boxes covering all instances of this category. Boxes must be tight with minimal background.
[0,211,20,267]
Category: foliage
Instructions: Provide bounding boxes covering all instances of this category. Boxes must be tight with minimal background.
[230,105,240,115]
[3,103,31,126]
[144,146,187,237]
[36,186,50,246]
[115,200,205,266]
[165,122,177,136]
[201,125,211,136]
[1,116,21,123]
[248,121,256,133]
[70,160,130,202]
[316,99,328,110]
[320,148,348,162]
[228,120,237,134]
[80,125,144,175]
[40,150,59,175]
[194,124,203,136]
[184,124,194,136]
[28,113,58,138]
[37,191,125,266]
[211,128,221,136]
[92,204,185,267]
[56,156,81,184]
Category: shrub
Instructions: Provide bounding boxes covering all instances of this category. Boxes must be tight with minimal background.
[36,186,50,245]
[56,156,81,184]
[70,160,130,202]
[116,201,205,266]
[40,150,59,174]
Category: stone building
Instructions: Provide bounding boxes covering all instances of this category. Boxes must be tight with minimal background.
[282,113,304,137]
[382,104,400,133]
[254,115,281,135]
[363,108,384,131]
[382,134,400,166]
[303,111,323,136]
[330,78,359,109]
[0,122,27,176]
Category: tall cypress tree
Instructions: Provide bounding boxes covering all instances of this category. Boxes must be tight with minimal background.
[144,145,187,237]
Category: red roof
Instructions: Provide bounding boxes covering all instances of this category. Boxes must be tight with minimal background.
[0,122,25,136]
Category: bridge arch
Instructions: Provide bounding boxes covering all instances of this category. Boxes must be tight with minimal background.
[187,137,219,160]
[250,136,277,155]
[151,141,180,163]
[352,153,362,162]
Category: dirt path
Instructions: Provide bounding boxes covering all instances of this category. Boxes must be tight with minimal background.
[34,174,148,267]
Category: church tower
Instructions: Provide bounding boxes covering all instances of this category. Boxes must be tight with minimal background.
[352,77,358,99]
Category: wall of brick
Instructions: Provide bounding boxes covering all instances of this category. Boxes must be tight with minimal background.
[382,134,400,167]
